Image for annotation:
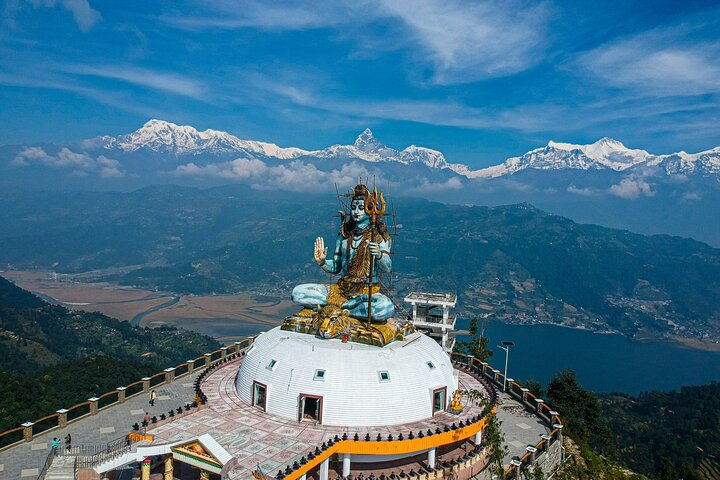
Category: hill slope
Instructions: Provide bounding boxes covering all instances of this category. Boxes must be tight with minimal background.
[1,186,718,343]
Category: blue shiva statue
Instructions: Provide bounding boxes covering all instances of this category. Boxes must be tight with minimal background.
[291,184,395,321]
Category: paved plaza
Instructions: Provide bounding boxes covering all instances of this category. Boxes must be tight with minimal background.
[494,392,552,465]
[0,371,201,480]
[149,357,489,479]
[0,357,550,480]
[148,358,549,479]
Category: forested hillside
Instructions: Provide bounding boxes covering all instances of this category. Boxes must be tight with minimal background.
[0,276,220,432]
[528,368,720,479]
[1,186,719,342]
[602,383,720,479]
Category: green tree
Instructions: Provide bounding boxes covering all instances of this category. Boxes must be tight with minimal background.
[455,315,493,362]
[546,370,614,455]
[485,412,508,478]
[524,379,544,398]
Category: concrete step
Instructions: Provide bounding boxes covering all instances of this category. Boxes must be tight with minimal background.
[45,455,77,480]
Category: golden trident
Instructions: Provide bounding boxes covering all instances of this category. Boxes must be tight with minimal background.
[364,186,386,326]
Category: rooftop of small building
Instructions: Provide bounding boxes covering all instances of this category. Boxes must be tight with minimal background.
[404,292,458,307]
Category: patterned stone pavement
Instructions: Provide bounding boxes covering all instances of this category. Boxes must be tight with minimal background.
[0,358,549,480]
[0,371,201,480]
[149,357,515,480]
[494,392,551,465]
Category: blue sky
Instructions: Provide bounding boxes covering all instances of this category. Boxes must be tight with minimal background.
[1,0,719,167]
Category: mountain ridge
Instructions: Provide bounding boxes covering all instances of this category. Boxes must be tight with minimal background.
[86,119,720,177]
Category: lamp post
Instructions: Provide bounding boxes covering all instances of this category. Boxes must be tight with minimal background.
[497,341,515,392]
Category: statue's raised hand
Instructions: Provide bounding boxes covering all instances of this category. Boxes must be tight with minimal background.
[314,237,327,265]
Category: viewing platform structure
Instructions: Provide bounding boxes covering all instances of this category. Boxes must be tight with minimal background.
[404,292,457,353]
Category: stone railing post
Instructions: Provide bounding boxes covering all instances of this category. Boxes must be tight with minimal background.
[204,353,212,367]
[492,369,501,384]
[220,347,228,359]
[520,387,530,403]
[506,378,515,394]
[89,397,99,415]
[142,377,151,393]
[534,398,544,414]
[186,360,195,374]
[233,341,242,354]
[526,446,537,463]
[164,367,176,384]
[480,362,489,376]
[541,434,552,451]
[553,424,563,443]
[56,409,68,429]
[117,386,127,403]
[21,422,33,442]
[550,410,560,423]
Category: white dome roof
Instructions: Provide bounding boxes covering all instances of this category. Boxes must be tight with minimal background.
[236,327,458,427]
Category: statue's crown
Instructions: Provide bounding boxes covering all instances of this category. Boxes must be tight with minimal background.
[352,184,370,200]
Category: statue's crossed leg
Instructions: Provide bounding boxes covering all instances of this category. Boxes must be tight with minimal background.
[291,283,395,321]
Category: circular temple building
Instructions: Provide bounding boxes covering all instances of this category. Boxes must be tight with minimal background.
[0,184,564,480]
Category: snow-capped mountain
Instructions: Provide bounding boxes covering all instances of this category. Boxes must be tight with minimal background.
[4,120,719,246]
[309,128,467,172]
[97,120,719,178]
[648,148,720,175]
[9,119,720,181]
[98,119,309,159]
[469,138,654,179]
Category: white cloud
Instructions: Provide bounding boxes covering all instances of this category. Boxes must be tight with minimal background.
[12,146,125,177]
[567,185,595,196]
[608,176,655,199]
[404,176,464,194]
[29,0,101,32]
[173,158,472,195]
[63,65,205,99]
[575,16,720,96]
[682,191,701,201]
[173,158,372,192]
[378,0,549,83]
[175,158,268,179]
[165,0,550,83]
[96,155,123,178]
[245,72,564,132]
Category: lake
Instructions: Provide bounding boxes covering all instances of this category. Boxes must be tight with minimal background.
[460,319,720,395]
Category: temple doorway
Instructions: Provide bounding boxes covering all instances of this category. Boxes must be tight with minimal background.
[298,394,323,424]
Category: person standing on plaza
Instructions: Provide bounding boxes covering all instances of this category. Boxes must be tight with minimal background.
[65,433,72,452]
[149,389,157,407]
[51,437,59,456]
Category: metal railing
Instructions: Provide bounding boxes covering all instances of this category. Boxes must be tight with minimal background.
[0,338,255,452]
[36,448,54,480]
[449,352,564,479]
[70,434,134,471]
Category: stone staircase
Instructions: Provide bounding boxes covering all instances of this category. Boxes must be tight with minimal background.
[44,455,75,480]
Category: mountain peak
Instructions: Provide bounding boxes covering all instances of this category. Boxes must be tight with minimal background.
[354,128,385,153]
[590,137,627,149]
[102,119,308,158]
